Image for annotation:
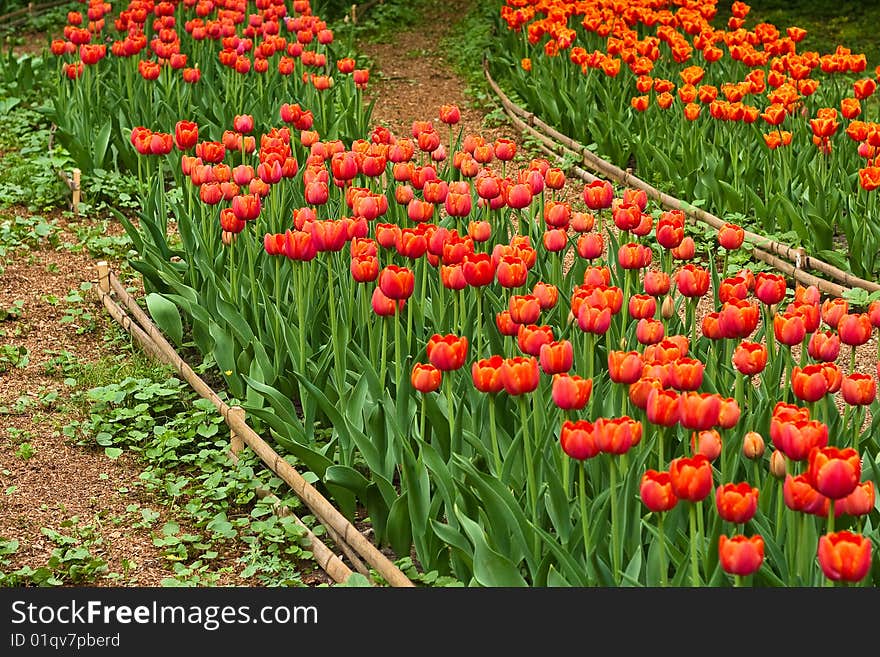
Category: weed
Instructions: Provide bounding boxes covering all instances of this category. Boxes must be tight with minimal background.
[0,343,28,371]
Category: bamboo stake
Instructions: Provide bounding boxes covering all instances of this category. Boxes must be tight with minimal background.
[483,61,880,295]
[71,168,81,217]
[252,488,358,585]
[228,405,245,463]
[254,487,375,582]
[102,270,415,587]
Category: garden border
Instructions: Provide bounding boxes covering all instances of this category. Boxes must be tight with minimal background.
[482,60,878,299]
[93,261,416,588]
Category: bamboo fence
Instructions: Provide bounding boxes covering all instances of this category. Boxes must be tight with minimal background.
[94,262,416,588]
[483,60,880,299]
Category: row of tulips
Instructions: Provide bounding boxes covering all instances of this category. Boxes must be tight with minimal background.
[492,0,880,278]
[117,75,880,584]
[47,0,370,174]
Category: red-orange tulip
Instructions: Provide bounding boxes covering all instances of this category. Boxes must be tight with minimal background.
[551,373,592,410]
[808,446,861,500]
[669,454,714,502]
[608,350,644,385]
[679,392,721,431]
[716,482,759,523]
[807,330,841,362]
[371,286,404,316]
[559,420,600,460]
[718,535,764,576]
[676,264,710,298]
[835,481,875,517]
[411,363,442,393]
[668,357,704,391]
[693,429,722,461]
[640,469,679,512]
[539,339,573,374]
[595,416,642,455]
[500,356,540,395]
[732,341,767,376]
[426,334,468,372]
[784,474,829,516]
[841,372,876,406]
[517,323,554,358]
[838,313,873,346]
[717,222,745,250]
[471,356,505,394]
[646,387,680,427]
[378,265,415,300]
[791,364,829,403]
[774,312,806,346]
[754,271,787,305]
[817,531,873,582]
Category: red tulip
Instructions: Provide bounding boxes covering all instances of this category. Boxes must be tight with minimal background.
[496,255,529,288]
[551,374,592,410]
[636,318,665,345]
[539,339,573,374]
[640,470,679,512]
[718,535,764,576]
[577,305,612,335]
[668,354,705,390]
[817,531,873,582]
[671,236,695,260]
[732,341,768,376]
[560,420,600,460]
[509,294,542,325]
[838,313,873,346]
[791,364,829,403]
[807,330,841,362]
[378,265,415,300]
[471,356,505,394]
[773,311,806,346]
[411,363,442,393]
[718,276,750,303]
[841,372,876,405]
[350,255,379,283]
[807,446,861,500]
[629,376,663,411]
[426,334,469,371]
[576,232,604,260]
[675,264,710,298]
[821,297,849,329]
[716,482,759,523]
[608,350,644,384]
[835,481,875,517]
[754,272,787,306]
[629,294,657,320]
[500,356,540,395]
[643,270,671,296]
[645,387,680,427]
[371,286,404,316]
[679,392,721,431]
[719,298,759,339]
[784,474,830,515]
[595,416,642,455]
[693,429,722,461]
[532,282,558,310]
[517,324,554,358]
[582,179,614,210]
[669,454,714,502]
[717,222,745,250]
[495,310,520,337]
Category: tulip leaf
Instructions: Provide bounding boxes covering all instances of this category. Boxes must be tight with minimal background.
[429,520,472,563]
[145,293,183,347]
[546,565,573,587]
[385,492,413,558]
[324,465,370,496]
[454,506,528,587]
[621,548,643,587]
[543,471,573,546]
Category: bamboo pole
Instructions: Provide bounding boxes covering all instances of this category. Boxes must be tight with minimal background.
[102,269,415,587]
[483,61,880,295]
[496,92,853,298]
[251,488,357,585]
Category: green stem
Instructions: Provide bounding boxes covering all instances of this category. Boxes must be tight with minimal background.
[689,502,701,586]
[445,373,457,459]
[579,461,595,585]
[658,513,668,587]
[489,395,502,477]
[518,395,538,527]
[609,456,621,585]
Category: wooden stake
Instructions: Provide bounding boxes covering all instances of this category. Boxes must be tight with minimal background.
[96,261,110,295]
[71,168,81,216]
[228,405,245,463]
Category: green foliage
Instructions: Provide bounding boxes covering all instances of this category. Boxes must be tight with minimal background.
[0,517,109,586]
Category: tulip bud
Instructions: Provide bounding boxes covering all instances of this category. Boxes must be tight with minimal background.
[742,431,765,460]
[769,449,788,479]
[661,295,675,319]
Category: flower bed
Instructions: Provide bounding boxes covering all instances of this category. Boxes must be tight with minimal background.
[48,0,878,586]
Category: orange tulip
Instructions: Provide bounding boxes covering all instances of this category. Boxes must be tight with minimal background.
[718,535,764,576]
[817,531,873,582]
